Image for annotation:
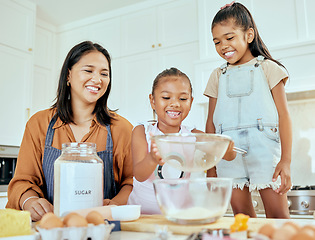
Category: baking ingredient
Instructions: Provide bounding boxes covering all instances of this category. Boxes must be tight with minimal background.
[272,225,297,240]
[0,208,32,237]
[291,228,315,240]
[258,223,276,238]
[63,212,81,225]
[40,212,64,229]
[167,207,225,220]
[258,222,315,240]
[86,211,105,225]
[64,213,88,227]
[230,213,249,232]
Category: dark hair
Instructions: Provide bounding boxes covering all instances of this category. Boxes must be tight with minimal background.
[211,2,286,69]
[52,41,114,125]
[151,67,193,96]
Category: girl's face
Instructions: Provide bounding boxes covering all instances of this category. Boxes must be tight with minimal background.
[149,76,193,133]
[212,19,254,65]
[68,51,110,106]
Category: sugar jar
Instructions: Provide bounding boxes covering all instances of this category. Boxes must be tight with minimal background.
[54,142,103,217]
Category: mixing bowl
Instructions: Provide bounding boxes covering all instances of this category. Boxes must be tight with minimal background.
[152,133,231,172]
[153,178,233,224]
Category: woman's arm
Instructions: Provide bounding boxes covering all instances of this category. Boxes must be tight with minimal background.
[271,80,292,195]
[132,125,162,182]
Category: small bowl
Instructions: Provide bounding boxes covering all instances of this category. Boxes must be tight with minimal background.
[111,205,141,221]
[153,178,232,225]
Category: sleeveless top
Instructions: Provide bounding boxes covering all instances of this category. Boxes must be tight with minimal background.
[127,121,194,214]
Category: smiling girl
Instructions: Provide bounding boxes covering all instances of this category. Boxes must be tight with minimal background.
[128,67,235,214]
[7,41,133,221]
[204,2,292,218]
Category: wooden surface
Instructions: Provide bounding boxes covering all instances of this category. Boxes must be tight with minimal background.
[120,215,275,235]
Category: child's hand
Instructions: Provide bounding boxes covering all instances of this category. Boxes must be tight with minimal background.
[223,141,237,161]
[272,159,292,195]
[149,132,165,166]
[207,167,217,177]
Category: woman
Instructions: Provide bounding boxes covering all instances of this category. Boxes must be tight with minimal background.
[6,41,133,221]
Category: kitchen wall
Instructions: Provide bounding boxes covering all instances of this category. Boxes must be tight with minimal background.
[287,92,315,186]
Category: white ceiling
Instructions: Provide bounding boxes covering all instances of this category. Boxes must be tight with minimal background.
[28,0,148,26]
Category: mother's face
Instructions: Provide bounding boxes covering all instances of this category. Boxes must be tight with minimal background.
[68,51,110,105]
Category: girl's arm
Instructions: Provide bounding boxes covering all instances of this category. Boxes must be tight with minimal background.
[206,97,218,177]
[132,125,163,182]
[271,80,292,195]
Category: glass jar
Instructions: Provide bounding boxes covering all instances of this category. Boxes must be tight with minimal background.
[54,142,103,217]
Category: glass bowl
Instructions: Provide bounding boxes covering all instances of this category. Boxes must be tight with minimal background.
[152,133,231,172]
[153,178,233,224]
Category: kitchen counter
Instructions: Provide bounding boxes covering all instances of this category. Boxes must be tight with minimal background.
[108,215,315,240]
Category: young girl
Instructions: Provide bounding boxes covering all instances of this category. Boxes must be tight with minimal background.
[204,2,292,218]
[128,67,235,214]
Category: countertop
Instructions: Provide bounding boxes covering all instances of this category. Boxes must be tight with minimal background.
[108,215,315,240]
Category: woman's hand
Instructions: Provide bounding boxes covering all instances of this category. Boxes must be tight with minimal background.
[103,199,119,206]
[24,197,53,222]
[223,141,237,161]
[273,159,292,195]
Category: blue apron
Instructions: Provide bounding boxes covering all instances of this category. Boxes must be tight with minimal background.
[42,116,117,204]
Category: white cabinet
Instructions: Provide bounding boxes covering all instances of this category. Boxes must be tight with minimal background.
[115,42,199,126]
[0,0,35,146]
[88,16,122,59]
[0,0,35,53]
[32,23,57,116]
[0,44,33,146]
[121,0,198,56]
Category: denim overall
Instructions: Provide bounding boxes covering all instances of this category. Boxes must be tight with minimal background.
[42,116,117,204]
[214,56,281,191]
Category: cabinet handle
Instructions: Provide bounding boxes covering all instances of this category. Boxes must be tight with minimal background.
[158,43,162,47]
[152,44,155,48]
[28,48,33,52]
[26,108,30,119]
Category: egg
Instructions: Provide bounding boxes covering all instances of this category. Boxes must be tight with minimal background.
[64,213,88,227]
[301,225,315,234]
[272,224,297,240]
[291,228,315,240]
[39,212,63,229]
[258,223,277,238]
[62,212,80,225]
[282,221,301,231]
[86,211,104,225]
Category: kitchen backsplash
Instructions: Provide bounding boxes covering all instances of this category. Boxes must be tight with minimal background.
[287,91,315,186]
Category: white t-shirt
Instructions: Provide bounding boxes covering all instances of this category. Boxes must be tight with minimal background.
[204,58,288,98]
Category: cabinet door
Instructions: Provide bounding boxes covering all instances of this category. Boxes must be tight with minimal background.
[31,66,55,116]
[0,0,35,53]
[88,18,121,59]
[57,26,89,68]
[158,42,201,128]
[34,26,54,69]
[0,44,32,146]
[118,52,158,125]
[157,0,198,48]
[121,8,157,56]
